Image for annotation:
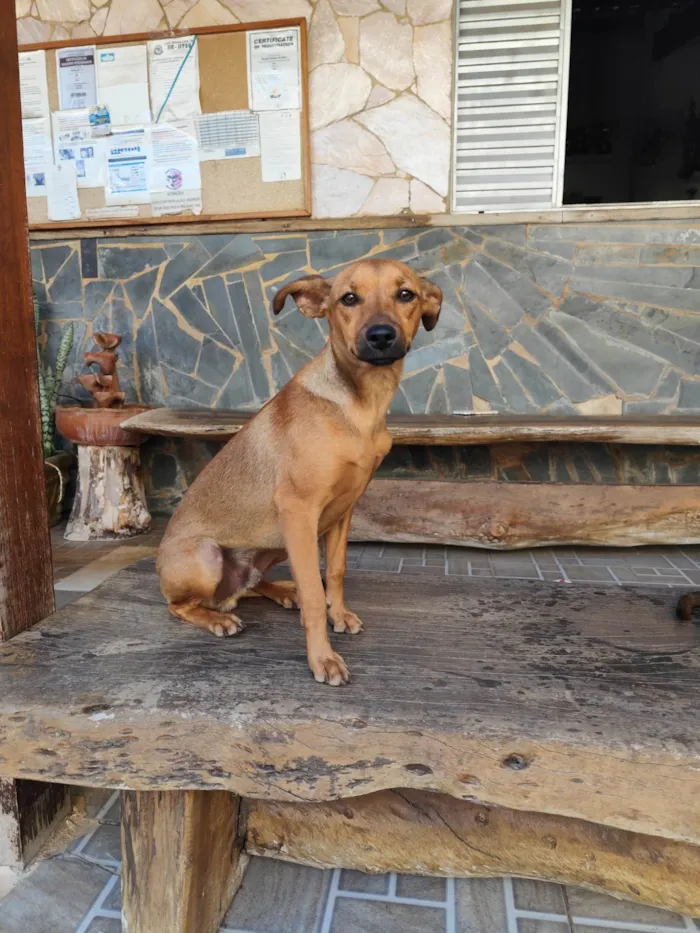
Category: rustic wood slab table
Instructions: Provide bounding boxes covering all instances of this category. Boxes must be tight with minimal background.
[0,560,699,932]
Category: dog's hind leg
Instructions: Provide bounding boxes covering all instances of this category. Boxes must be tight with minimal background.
[159,537,244,637]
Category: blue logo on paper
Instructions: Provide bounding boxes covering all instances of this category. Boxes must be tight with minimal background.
[100,52,115,62]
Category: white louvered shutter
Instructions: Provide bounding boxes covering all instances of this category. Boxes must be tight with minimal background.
[453,0,570,212]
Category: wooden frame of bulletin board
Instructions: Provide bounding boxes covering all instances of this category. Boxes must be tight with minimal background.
[20,18,311,230]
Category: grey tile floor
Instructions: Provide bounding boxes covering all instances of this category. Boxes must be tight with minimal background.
[0,526,697,932]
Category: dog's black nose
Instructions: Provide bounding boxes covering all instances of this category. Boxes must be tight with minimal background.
[365,324,397,352]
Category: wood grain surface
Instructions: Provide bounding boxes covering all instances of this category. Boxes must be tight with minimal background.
[121,409,700,446]
[245,790,700,914]
[351,479,700,548]
[0,561,699,844]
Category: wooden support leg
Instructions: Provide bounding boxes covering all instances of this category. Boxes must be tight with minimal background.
[65,445,151,541]
[121,790,246,933]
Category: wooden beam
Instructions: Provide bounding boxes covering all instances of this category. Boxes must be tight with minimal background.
[122,408,700,446]
[351,479,700,548]
[122,790,246,933]
[0,0,67,869]
[244,790,700,916]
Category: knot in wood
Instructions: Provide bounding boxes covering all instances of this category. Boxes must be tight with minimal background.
[502,753,529,771]
[478,520,508,543]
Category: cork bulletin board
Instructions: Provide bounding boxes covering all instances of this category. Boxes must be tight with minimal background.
[19,18,311,230]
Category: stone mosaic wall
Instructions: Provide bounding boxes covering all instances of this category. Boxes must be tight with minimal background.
[33,221,700,420]
[16,0,452,217]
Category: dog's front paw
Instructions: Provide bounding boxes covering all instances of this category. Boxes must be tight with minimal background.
[329,608,363,635]
[309,650,350,686]
[210,614,244,637]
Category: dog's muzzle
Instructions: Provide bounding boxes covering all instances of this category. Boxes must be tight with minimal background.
[356,323,406,366]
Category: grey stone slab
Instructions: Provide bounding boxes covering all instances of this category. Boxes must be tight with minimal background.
[484,238,571,298]
[550,311,667,395]
[0,856,108,933]
[124,267,158,319]
[623,400,674,414]
[456,878,508,933]
[48,251,82,304]
[502,350,562,407]
[270,351,293,391]
[478,254,553,319]
[573,262,696,289]
[150,452,178,490]
[224,856,329,933]
[196,233,236,256]
[382,227,420,245]
[243,270,272,351]
[197,337,236,387]
[274,308,327,355]
[402,368,438,413]
[493,360,538,412]
[84,918,121,933]
[339,869,389,894]
[196,235,263,277]
[83,280,115,320]
[43,299,84,321]
[370,241,419,263]
[310,232,380,270]
[253,234,308,253]
[425,267,470,337]
[226,281,270,398]
[678,379,700,409]
[512,324,602,402]
[203,275,239,349]
[465,299,510,359]
[217,359,257,407]
[403,335,466,374]
[454,227,485,246]
[265,267,309,307]
[33,280,48,310]
[563,565,616,583]
[170,284,217,337]
[99,245,166,280]
[566,886,685,926]
[152,299,201,374]
[518,920,567,933]
[530,223,700,244]
[535,317,615,392]
[641,306,700,350]
[570,274,700,314]
[136,311,166,405]
[81,820,121,863]
[31,247,44,282]
[395,874,446,902]
[161,365,217,405]
[260,250,308,282]
[427,377,449,413]
[464,260,527,328]
[468,344,504,407]
[522,445,551,481]
[573,243,642,265]
[443,361,473,411]
[330,897,445,933]
[80,238,98,279]
[159,240,210,298]
[653,368,681,400]
[55,589,82,608]
[473,224,527,245]
[389,385,411,413]
[41,244,72,281]
[165,242,186,259]
[640,244,700,264]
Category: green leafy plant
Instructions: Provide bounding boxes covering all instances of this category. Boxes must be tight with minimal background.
[34,296,73,458]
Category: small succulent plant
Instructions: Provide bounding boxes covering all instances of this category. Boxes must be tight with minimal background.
[34,296,74,458]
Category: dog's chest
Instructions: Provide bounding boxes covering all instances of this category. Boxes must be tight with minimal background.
[320,434,390,529]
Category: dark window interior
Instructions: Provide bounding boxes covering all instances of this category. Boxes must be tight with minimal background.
[564,0,700,204]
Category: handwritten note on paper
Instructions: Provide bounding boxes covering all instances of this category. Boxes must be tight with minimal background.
[259,110,301,182]
[47,162,81,221]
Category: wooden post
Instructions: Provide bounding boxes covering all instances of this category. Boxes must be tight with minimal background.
[122,790,246,933]
[0,0,69,868]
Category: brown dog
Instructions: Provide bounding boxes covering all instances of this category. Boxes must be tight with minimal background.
[157,259,442,685]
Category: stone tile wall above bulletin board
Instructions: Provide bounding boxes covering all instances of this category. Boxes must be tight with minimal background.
[33,221,700,418]
[16,0,452,218]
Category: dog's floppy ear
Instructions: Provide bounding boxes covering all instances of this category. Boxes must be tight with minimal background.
[272,274,332,319]
[420,277,442,332]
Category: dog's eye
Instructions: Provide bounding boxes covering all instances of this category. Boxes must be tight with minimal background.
[340,292,359,307]
[397,288,415,303]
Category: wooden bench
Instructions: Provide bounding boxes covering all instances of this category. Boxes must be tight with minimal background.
[1,558,700,932]
[123,410,700,549]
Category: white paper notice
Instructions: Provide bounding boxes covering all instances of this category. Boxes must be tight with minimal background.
[19,51,50,121]
[149,120,202,216]
[151,190,203,216]
[247,27,301,112]
[148,37,201,123]
[106,127,152,205]
[52,110,106,189]
[47,162,81,221]
[259,110,301,182]
[57,46,97,110]
[195,110,260,161]
[23,118,52,196]
[96,46,150,126]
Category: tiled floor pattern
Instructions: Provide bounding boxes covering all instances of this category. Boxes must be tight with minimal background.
[0,522,698,931]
